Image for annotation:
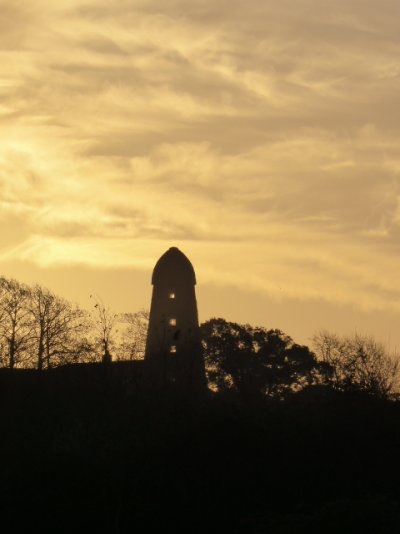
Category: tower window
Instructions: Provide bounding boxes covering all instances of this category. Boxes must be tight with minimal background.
[169,292,176,299]
[169,318,177,326]
[170,345,177,353]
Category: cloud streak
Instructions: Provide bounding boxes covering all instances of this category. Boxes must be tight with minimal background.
[1,0,400,329]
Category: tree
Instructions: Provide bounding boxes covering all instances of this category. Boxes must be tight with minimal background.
[29,285,89,370]
[201,318,255,396]
[313,331,400,399]
[90,295,117,363]
[118,309,149,361]
[201,318,320,399]
[0,277,33,369]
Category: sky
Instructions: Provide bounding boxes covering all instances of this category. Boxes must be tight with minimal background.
[1,0,400,350]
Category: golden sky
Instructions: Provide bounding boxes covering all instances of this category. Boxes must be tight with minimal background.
[1,0,400,349]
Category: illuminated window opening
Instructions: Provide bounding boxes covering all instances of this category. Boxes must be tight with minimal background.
[169,292,176,299]
[170,345,177,353]
[169,318,177,326]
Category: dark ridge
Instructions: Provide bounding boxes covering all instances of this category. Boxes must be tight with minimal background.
[1,368,400,533]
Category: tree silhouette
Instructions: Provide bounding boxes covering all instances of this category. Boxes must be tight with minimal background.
[29,284,88,370]
[313,330,399,399]
[118,309,149,361]
[201,318,320,399]
[0,277,32,369]
[90,295,117,363]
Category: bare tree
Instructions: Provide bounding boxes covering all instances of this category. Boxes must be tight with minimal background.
[29,285,89,370]
[0,277,33,369]
[313,331,400,399]
[118,309,149,360]
[90,295,118,363]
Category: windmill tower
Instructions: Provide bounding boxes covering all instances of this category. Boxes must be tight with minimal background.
[145,247,206,392]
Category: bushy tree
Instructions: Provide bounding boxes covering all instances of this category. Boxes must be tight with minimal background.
[201,318,320,399]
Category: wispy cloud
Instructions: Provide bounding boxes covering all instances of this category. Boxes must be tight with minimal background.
[1,0,400,318]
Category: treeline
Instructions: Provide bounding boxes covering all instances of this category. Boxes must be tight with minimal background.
[1,275,399,401]
[0,276,148,370]
[201,319,400,400]
[2,279,400,532]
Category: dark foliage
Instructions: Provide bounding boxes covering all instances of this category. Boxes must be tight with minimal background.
[201,318,323,399]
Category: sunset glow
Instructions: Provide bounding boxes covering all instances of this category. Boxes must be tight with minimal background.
[1,0,400,347]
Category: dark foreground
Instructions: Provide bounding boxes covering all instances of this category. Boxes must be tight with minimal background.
[1,368,400,533]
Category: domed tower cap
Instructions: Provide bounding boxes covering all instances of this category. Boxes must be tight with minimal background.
[151,247,196,286]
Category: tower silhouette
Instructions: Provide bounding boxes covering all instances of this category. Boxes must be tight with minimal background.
[145,247,206,392]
